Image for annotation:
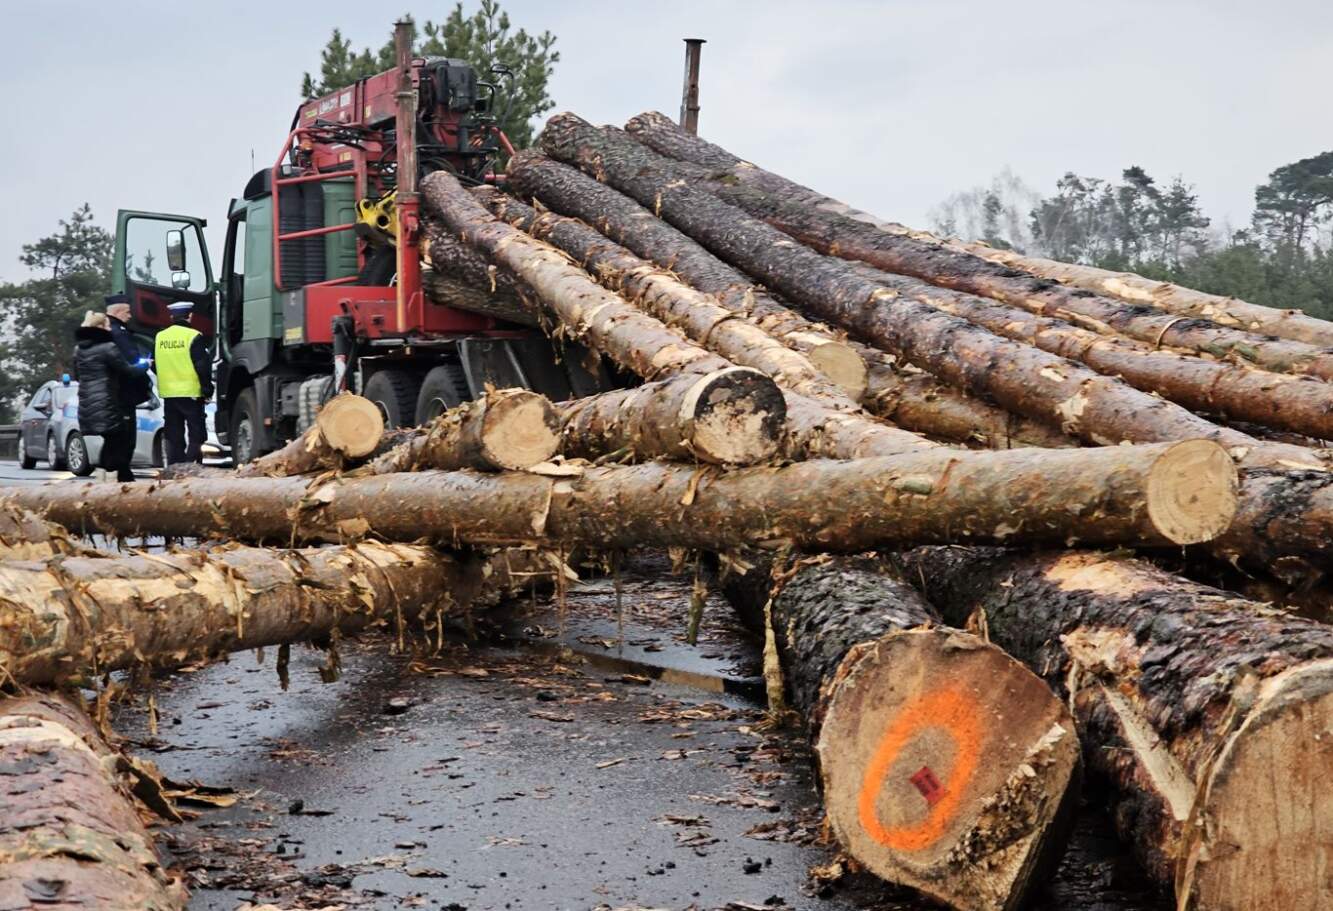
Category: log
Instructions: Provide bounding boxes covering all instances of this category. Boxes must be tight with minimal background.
[720,555,1079,911]
[557,367,785,465]
[420,168,929,461]
[500,153,867,398]
[474,186,859,411]
[851,263,1333,441]
[625,110,1333,380]
[360,388,561,473]
[0,693,186,909]
[422,268,539,327]
[0,504,76,559]
[502,152,1062,447]
[2,440,1238,551]
[538,114,1304,456]
[0,541,549,687]
[422,229,541,327]
[892,546,1333,911]
[237,393,383,478]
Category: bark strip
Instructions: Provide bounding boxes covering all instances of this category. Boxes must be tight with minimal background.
[721,555,1079,911]
[3,441,1238,551]
[0,693,186,910]
[237,393,383,478]
[893,546,1333,911]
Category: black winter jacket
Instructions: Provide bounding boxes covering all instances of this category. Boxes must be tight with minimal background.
[73,326,146,434]
[108,318,152,408]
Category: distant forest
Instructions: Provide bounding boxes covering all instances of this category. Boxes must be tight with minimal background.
[931,153,1333,321]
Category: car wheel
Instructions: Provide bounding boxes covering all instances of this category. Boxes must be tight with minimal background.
[19,437,36,470]
[46,433,66,470]
[65,432,93,477]
[415,363,472,425]
[230,388,261,466]
[362,370,421,429]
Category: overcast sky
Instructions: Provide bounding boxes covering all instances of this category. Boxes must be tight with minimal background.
[3,0,1331,280]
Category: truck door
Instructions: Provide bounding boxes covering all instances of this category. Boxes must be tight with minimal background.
[113,210,217,341]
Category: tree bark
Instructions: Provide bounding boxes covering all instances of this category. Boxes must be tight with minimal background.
[3,440,1237,551]
[0,504,77,559]
[0,693,186,910]
[420,169,930,461]
[236,393,383,478]
[537,114,1265,453]
[473,187,860,411]
[422,229,541,327]
[0,541,550,687]
[626,110,1333,378]
[556,368,785,465]
[852,263,1333,441]
[502,152,1066,448]
[422,268,539,327]
[720,555,1080,911]
[892,546,1333,911]
[360,388,562,473]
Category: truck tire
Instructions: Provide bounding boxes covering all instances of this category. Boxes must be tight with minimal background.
[230,388,262,466]
[65,432,93,477]
[363,370,420,429]
[415,363,472,425]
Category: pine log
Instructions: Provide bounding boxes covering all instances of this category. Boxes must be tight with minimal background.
[422,229,541,327]
[422,268,539,327]
[502,152,1064,447]
[721,555,1079,911]
[0,693,186,910]
[893,546,1333,911]
[538,115,1263,452]
[474,187,859,410]
[626,110,1333,378]
[557,367,785,465]
[237,393,383,478]
[851,263,1333,441]
[419,169,930,461]
[0,504,76,559]
[2,440,1237,551]
[0,541,549,687]
[360,388,561,473]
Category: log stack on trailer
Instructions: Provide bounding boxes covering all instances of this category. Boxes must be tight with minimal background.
[5,108,1333,911]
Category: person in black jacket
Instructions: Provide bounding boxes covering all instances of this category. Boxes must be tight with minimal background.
[73,311,148,482]
[103,292,151,409]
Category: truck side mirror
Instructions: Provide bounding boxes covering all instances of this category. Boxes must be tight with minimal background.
[171,271,192,290]
[166,229,187,272]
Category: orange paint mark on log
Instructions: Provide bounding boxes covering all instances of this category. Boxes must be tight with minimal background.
[856,684,983,853]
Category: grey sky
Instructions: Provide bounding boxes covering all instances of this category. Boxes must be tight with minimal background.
[3,0,1331,280]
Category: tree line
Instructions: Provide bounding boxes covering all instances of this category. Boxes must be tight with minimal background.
[931,153,1333,321]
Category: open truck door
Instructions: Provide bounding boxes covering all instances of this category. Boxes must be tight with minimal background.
[112,210,216,341]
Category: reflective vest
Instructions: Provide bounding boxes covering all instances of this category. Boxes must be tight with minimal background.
[155,324,202,398]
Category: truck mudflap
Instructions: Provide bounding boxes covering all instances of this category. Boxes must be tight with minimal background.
[457,336,612,401]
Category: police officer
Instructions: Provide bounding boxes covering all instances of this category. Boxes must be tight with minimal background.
[153,301,213,464]
[103,292,152,408]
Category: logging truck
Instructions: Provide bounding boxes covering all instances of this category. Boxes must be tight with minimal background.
[109,23,603,464]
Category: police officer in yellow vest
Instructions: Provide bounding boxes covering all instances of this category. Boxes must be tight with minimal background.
[153,301,214,464]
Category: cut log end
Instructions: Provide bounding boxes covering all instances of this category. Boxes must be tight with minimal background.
[817,629,1080,911]
[1182,658,1333,911]
[805,339,869,402]
[1146,439,1239,545]
[315,393,385,459]
[678,367,787,465]
[479,390,562,470]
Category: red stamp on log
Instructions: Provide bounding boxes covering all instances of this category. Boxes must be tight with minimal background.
[910,766,943,805]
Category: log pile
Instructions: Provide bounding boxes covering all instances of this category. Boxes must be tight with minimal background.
[7,108,1333,911]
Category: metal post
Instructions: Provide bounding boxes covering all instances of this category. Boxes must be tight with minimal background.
[680,38,705,135]
[393,19,419,334]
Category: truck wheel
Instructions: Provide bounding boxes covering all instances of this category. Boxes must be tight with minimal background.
[152,432,168,468]
[19,437,36,469]
[415,363,472,425]
[230,388,261,466]
[65,432,93,477]
[363,370,420,429]
[46,433,66,470]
